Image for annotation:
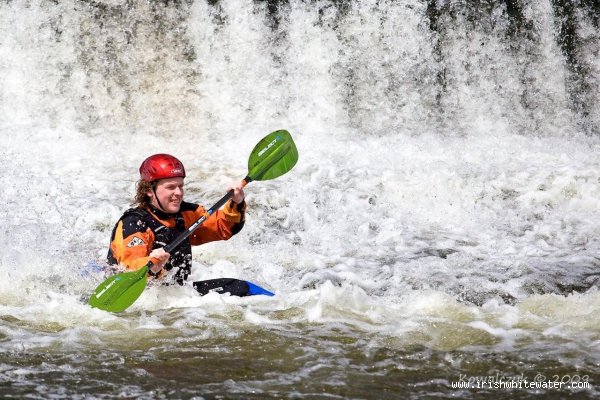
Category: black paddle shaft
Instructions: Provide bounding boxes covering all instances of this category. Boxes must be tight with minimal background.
[161,175,253,255]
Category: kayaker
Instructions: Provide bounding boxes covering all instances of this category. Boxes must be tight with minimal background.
[106,153,248,294]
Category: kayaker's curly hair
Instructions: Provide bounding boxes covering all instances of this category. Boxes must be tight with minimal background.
[134,180,154,208]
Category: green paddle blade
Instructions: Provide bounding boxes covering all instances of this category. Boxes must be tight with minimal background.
[89,266,148,312]
[248,130,298,181]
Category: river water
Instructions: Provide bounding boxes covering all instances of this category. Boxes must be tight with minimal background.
[1,0,600,398]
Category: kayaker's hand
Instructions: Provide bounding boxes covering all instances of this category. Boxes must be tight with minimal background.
[228,183,245,204]
[149,248,170,274]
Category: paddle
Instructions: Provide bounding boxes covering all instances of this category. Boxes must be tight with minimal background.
[89,129,298,312]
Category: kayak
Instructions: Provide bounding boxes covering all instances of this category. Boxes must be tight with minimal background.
[85,261,274,313]
[85,261,273,297]
[192,278,275,297]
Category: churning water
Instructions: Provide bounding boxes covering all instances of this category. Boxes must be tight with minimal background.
[1,0,600,398]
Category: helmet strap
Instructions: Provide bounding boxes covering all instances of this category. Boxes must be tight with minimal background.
[151,182,168,213]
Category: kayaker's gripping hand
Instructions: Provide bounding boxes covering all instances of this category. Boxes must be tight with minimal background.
[228,183,246,204]
[148,248,170,276]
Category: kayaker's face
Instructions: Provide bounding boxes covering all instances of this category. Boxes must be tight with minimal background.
[149,177,184,213]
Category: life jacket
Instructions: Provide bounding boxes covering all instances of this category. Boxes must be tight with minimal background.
[107,207,192,285]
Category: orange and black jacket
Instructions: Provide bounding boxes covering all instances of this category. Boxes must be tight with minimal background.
[107,200,245,284]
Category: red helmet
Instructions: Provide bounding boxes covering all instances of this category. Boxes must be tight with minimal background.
[139,154,186,182]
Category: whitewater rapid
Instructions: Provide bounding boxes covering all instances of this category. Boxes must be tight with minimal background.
[1,0,600,398]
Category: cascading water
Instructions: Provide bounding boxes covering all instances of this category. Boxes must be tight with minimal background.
[1,0,600,398]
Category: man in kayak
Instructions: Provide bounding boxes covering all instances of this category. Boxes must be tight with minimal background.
[106,153,252,296]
